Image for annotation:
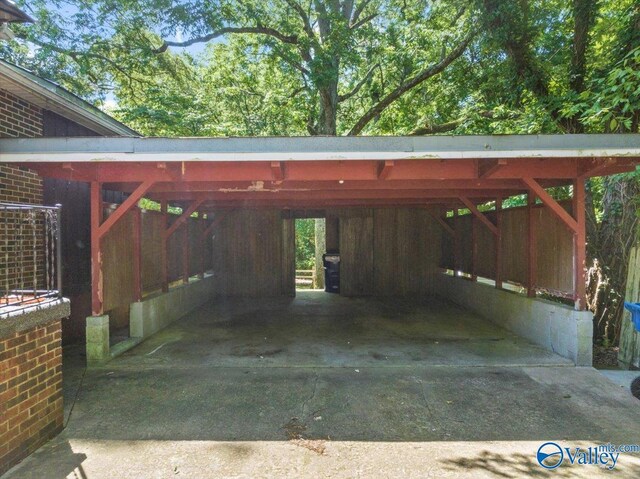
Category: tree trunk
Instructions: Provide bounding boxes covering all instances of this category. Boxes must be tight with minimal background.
[586,176,640,345]
[314,218,326,289]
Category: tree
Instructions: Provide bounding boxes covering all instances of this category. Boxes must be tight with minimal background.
[10,0,476,135]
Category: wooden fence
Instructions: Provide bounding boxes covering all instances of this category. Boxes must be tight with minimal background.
[440,201,574,297]
[101,205,213,316]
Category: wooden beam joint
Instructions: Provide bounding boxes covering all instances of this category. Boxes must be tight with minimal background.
[377,160,395,180]
[478,159,508,179]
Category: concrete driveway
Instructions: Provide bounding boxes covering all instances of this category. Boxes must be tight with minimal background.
[3,292,640,478]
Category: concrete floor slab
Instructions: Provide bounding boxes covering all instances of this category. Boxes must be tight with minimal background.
[4,293,640,478]
[112,292,573,369]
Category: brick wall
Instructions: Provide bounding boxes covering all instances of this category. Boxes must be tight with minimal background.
[1,88,46,296]
[0,319,63,475]
[0,89,43,138]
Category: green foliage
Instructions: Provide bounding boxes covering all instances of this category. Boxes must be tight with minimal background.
[295,219,315,270]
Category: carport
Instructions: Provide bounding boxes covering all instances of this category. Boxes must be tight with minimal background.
[2,134,640,366]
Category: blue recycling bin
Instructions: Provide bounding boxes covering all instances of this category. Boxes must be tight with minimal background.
[623,302,640,332]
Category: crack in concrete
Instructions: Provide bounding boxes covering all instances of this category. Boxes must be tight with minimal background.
[301,373,320,419]
[419,380,443,434]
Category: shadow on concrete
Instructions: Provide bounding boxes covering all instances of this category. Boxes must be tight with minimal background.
[442,449,640,478]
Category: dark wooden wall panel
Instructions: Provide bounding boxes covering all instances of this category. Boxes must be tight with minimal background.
[372,208,440,295]
[534,202,574,293]
[475,212,497,279]
[141,210,163,293]
[101,207,135,315]
[211,210,287,296]
[338,209,374,296]
[281,218,296,296]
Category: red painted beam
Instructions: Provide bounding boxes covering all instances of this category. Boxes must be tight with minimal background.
[23,157,589,184]
[97,179,155,239]
[459,196,498,236]
[105,178,550,194]
[148,188,524,203]
[522,177,578,233]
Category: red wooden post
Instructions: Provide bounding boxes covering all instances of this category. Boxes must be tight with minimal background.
[573,176,587,310]
[527,193,537,298]
[182,218,189,284]
[161,200,169,293]
[199,218,206,280]
[132,206,142,302]
[90,181,103,315]
[495,196,503,289]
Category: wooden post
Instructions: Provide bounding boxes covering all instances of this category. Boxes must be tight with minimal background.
[527,193,537,298]
[573,176,587,310]
[182,218,189,284]
[471,215,477,281]
[161,200,169,293]
[132,206,142,302]
[199,218,206,280]
[90,181,103,315]
[495,196,503,289]
[453,209,459,277]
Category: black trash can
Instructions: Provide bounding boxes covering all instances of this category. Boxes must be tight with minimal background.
[323,253,340,293]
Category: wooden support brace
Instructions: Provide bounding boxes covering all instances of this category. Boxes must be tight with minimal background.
[426,209,455,237]
[271,161,285,180]
[478,159,508,179]
[97,179,155,239]
[459,196,498,236]
[377,160,395,180]
[522,177,578,233]
[201,212,228,240]
[164,196,206,239]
